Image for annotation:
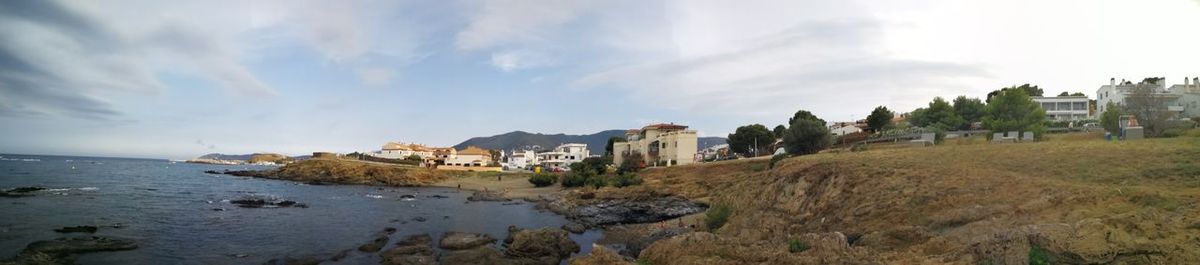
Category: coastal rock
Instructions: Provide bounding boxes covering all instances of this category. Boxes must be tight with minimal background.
[619,227,690,258]
[503,227,580,264]
[53,226,98,234]
[380,234,435,265]
[10,236,137,264]
[467,190,511,202]
[229,195,305,208]
[438,247,511,265]
[561,222,587,234]
[358,227,397,253]
[1,186,45,198]
[438,232,496,250]
[569,196,706,226]
[261,256,322,265]
[411,217,427,222]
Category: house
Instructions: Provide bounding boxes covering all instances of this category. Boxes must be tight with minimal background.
[444,146,492,167]
[698,143,730,161]
[373,142,434,159]
[1032,96,1091,121]
[536,143,589,170]
[505,149,537,170]
[612,123,698,167]
[830,124,863,136]
[1096,77,1197,119]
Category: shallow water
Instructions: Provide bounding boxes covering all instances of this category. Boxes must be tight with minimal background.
[0,154,598,264]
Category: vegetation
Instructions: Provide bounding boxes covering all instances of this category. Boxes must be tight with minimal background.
[982,89,1045,138]
[1028,245,1051,265]
[911,97,965,130]
[605,136,626,157]
[727,124,775,157]
[788,238,810,253]
[772,125,787,139]
[618,151,645,174]
[783,117,831,155]
[610,173,643,187]
[527,173,557,187]
[865,106,893,133]
[952,96,986,129]
[560,171,590,187]
[768,154,788,169]
[1124,80,1173,137]
[788,109,826,125]
[704,204,732,231]
[404,154,423,162]
[986,83,1043,103]
[1101,102,1121,135]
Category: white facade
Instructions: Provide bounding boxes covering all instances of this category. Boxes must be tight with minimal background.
[1097,77,1197,119]
[505,150,537,170]
[830,125,863,136]
[372,142,434,159]
[699,143,729,161]
[1032,96,1091,121]
[536,143,589,170]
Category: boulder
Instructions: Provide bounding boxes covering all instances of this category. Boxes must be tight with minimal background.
[261,256,322,265]
[380,234,436,265]
[438,247,512,265]
[438,232,496,250]
[10,236,137,264]
[570,196,706,226]
[467,190,511,202]
[53,226,98,234]
[561,222,587,234]
[503,227,580,264]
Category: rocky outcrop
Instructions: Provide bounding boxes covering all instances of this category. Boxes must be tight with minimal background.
[466,190,511,202]
[357,227,397,253]
[0,186,45,198]
[210,159,449,187]
[555,196,706,226]
[53,226,98,234]
[5,236,137,264]
[438,247,510,265]
[380,234,435,265]
[438,232,496,250]
[502,227,580,264]
[229,195,306,208]
[561,222,586,234]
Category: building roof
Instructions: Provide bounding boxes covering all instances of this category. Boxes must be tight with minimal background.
[642,123,689,130]
[457,146,491,156]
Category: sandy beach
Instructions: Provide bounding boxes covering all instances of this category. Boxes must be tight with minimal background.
[430,172,561,200]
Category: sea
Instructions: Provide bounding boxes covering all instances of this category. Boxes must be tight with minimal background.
[0,154,599,264]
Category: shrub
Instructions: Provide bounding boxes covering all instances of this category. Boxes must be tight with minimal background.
[636,259,652,265]
[769,154,788,169]
[784,118,831,155]
[788,238,810,253]
[749,164,766,172]
[586,175,608,189]
[527,173,556,187]
[618,151,645,174]
[560,172,589,187]
[1028,245,1051,265]
[704,205,733,231]
[611,173,643,187]
[850,143,868,152]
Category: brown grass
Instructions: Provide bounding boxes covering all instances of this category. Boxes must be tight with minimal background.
[619,133,1200,264]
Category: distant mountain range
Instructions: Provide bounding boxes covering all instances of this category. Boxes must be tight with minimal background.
[453,130,727,155]
[197,153,256,161]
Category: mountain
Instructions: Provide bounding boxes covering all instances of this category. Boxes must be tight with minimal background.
[453,130,727,154]
[196,153,256,161]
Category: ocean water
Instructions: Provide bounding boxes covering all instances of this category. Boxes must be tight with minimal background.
[0,154,598,264]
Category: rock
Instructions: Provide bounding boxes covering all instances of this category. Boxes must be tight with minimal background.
[569,196,707,226]
[261,256,322,265]
[619,227,689,258]
[328,249,352,261]
[53,226,98,234]
[579,192,595,200]
[856,226,932,251]
[503,227,580,264]
[229,196,304,208]
[427,195,449,199]
[412,217,427,222]
[438,232,497,250]
[440,247,513,265]
[224,170,271,177]
[399,194,417,200]
[561,222,587,234]
[467,190,511,202]
[359,227,398,252]
[203,170,222,174]
[12,236,137,264]
[8,187,47,193]
[380,234,436,265]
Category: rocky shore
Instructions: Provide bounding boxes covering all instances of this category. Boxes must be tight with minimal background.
[206,158,449,187]
[2,236,138,265]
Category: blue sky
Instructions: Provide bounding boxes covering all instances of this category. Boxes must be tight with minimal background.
[2,0,1199,159]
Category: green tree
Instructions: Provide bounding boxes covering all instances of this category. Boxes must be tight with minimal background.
[1058,91,1069,97]
[772,125,787,139]
[783,118,831,156]
[727,124,775,157]
[571,157,609,175]
[1070,92,1085,96]
[1100,102,1121,135]
[987,84,1044,103]
[604,136,626,157]
[617,151,644,174]
[404,154,423,162]
[788,110,826,126]
[952,96,986,129]
[924,97,966,130]
[982,89,1046,136]
[865,106,893,133]
[908,108,930,127]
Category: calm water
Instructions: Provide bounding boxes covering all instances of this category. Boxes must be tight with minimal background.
[0,154,598,264]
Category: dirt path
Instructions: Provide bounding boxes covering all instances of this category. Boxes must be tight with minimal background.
[430,173,560,200]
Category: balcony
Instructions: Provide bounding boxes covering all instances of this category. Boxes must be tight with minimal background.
[1167,105,1184,112]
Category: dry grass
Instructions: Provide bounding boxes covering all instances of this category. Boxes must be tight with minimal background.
[620,133,1200,264]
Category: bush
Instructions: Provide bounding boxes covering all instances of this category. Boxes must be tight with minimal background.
[1028,245,1051,265]
[405,154,423,162]
[611,173,643,187]
[850,143,869,152]
[586,175,608,189]
[788,238,810,253]
[769,154,788,169]
[560,172,589,187]
[784,118,831,155]
[527,173,556,187]
[704,205,733,231]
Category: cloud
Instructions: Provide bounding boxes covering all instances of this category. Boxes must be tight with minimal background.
[455,0,592,51]
[490,50,556,72]
[575,18,987,118]
[355,67,396,87]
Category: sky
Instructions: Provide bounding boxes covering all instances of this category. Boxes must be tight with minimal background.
[1,0,1199,159]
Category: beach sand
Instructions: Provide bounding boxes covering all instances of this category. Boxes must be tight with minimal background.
[430,172,560,200]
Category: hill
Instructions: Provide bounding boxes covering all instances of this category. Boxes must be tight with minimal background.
[578,132,1200,264]
[196,153,255,161]
[454,130,726,154]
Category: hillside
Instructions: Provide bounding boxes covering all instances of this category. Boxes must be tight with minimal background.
[586,133,1200,264]
[454,130,726,154]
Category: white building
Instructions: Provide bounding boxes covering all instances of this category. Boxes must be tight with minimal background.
[536,143,589,170]
[612,124,698,167]
[698,144,729,161]
[505,149,537,170]
[1032,96,1091,121]
[830,125,863,136]
[373,142,434,159]
[1096,77,1196,119]
[444,146,493,167]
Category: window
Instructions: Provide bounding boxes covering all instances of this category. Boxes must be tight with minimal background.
[662,143,667,148]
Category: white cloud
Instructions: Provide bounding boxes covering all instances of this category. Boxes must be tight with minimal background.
[490,50,555,72]
[356,67,396,87]
[455,0,592,51]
